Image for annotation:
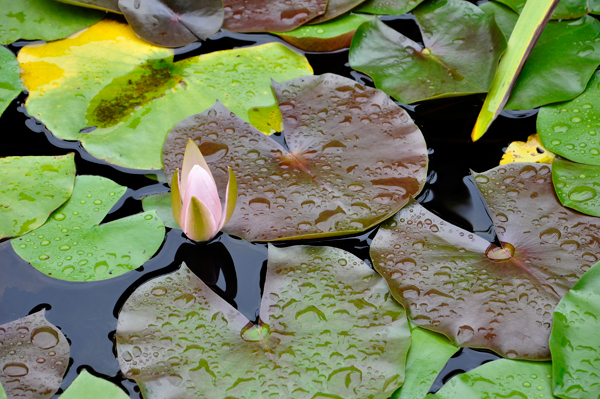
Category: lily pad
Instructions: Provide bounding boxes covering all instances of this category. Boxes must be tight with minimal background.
[550,260,600,399]
[0,153,76,240]
[141,192,178,229]
[481,2,600,110]
[117,245,410,398]
[0,311,70,399]
[348,0,506,104]
[274,13,373,52]
[371,163,600,359]
[552,158,600,217]
[354,0,425,15]
[426,359,553,398]
[54,0,120,12]
[0,0,105,44]
[11,175,165,282]
[0,46,24,116]
[500,133,555,165]
[310,0,367,24]
[60,370,129,399]
[538,71,600,166]
[496,0,600,20]
[162,74,428,241]
[18,19,313,170]
[222,0,328,32]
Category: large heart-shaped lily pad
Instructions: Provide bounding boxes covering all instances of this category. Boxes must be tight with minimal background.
[349,0,506,104]
[426,359,553,398]
[11,175,165,282]
[0,311,70,399]
[0,0,105,44]
[0,46,24,116]
[481,2,600,111]
[552,158,600,217]
[538,71,600,166]
[162,74,428,241]
[18,19,313,170]
[371,163,600,359]
[496,0,600,20]
[550,260,600,398]
[60,370,129,399]
[117,245,411,398]
[1,154,75,240]
[355,0,425,15]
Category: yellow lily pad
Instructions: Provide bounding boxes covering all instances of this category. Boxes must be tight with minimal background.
[500,133,556,165]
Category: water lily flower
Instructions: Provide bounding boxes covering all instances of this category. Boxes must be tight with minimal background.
[171,139,237,242]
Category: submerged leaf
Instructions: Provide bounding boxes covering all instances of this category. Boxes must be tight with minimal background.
[117,245,410,398]
[11,175,165,282]
[538,71,600,166]
[371,163,600,359]
[355,0,425,15]
[0,154,75,240]
[349,0,506,104]
[310,0,367,24]
[500,133,555,165]
[552,158,600,217]
[496,0,600,20]
[59,370,129,399]
[18,20,312,170]
[0,311,70,399]
[0,46,24,116]
[550,260,600,399]
[163,74,428,241]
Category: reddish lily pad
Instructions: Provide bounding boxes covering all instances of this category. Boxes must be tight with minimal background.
[0,311,70,399]
[163,74,428,241]
[309,0,367,24]
[117,245,410,398]
[371,163,600,360]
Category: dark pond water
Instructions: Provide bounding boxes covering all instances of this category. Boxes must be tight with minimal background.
[0,13,538,398]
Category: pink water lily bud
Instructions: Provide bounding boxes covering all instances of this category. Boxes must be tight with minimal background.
[171,139,237,242]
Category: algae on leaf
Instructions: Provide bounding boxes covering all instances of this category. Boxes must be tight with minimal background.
[0,46,24,116]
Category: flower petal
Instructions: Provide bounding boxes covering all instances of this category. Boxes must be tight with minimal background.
[184,197,218,242]
[181,165,221,228]
[219,167,238,230]
[171,168,183,228]
[181,138,213,198]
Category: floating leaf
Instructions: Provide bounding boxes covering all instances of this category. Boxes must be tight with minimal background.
[0,0,105,44]
[496,0,600,20]
[163,74,428,241]
[222,0,328,32]
[59,370,129,399]
[0,384,4,399]
[274,13,372,52]
[0,46,24,116]
[550,260,600,399]
[117,245,410,398]
[371,163,600,359]
[141,193,178,229]
[481,2,600,111]
[18,20,313,170]
[0,311,70,399]
[54,0,120,12]
[552,158,600,217]
[0,154,75,240]
[426,359,553,398]
[11,175,165,282]
[500,133,555,165]
[310,0,367,24]
[538,71,600,166]
[355,0,425,15]
[349,0,506,104]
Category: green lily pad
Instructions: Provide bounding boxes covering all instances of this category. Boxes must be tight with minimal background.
[550,260,600,399]
[371,163,600,359]
[426,359,553,398]
[54,0,120,13]
[141,192,178,229]
[496,0,600,20]
[481,2,600,110]
[0,46,24,116]
[538,71,600,165]
[162,74,428,241]
[18,19,313,170]
[0,153,75,240]
[349,0,506,104]
[0,383,5,399]
[0,311,70,399]
[0,0,105,45]
[11,175,165,282]
[355,0,425,15]
[274,13,373,52]
[117,245,411,398]
[310,0,367,24]
[60,370,129,399]
[552,158,600,217]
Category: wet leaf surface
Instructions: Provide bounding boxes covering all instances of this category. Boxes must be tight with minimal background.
[371,163,600,359]
[0,311,70,399]
[349,0,506,104]
[496,0,600,20]
[426,359,553,398]
[0,154,75,240]
[60,369,130,399]
[118,0,224,47]
[0,47,24,116]
[550,260,600,399]
[0,0,105,44]
[310,0,367,24]
[163,74,428,241]
[538,71,600,165]
[222,0,327,32]
[116,245,410,398]
[54,0,120,12]
[500,133,555,165]
[274,13,373,52]
[11,175,165,282]
[141,192,178,229]
[552,158,600,217]
[18,19,313,170]
[355,0,424,15]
